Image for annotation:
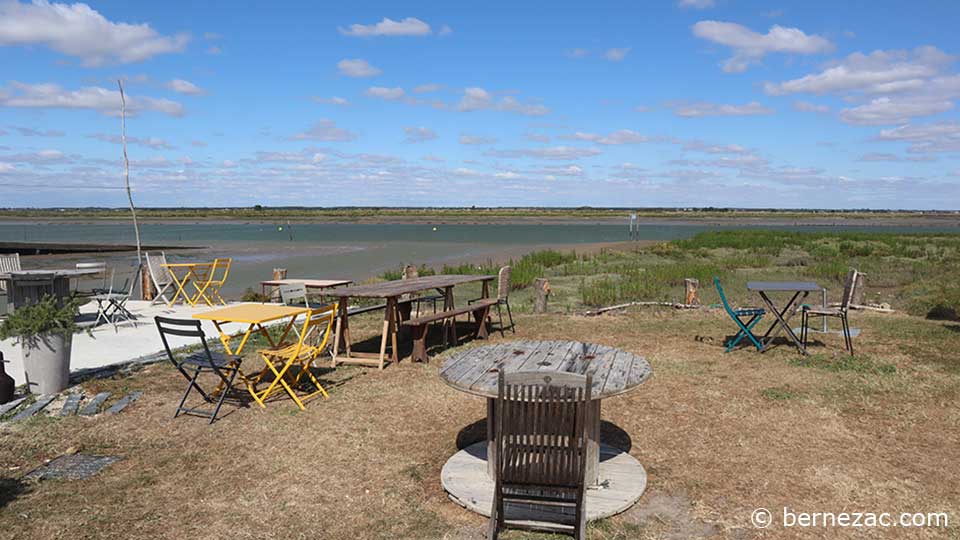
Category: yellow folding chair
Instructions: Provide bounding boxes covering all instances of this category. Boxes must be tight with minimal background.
[196,258,231,306]
[255,303,338,410]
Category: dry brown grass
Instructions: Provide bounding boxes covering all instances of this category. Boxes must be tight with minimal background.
[1,309,958,539]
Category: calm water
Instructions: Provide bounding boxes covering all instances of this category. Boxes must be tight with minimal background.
[3,221,957,296]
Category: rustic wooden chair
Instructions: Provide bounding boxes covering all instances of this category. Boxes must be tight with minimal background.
[801,269,859,355]
[489,371,591,540]
[470,265,514,336]
[0,253,20,317]
[145,252,174,305]
[155,316,244,424]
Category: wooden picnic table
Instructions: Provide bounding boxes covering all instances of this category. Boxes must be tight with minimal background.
[0,269,101,309]
[747,281,822,354]
[439,340,652,522]
[332,274,495,370]
[259,278,352,299]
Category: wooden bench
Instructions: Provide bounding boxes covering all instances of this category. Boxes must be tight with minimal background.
[401,298,498,363]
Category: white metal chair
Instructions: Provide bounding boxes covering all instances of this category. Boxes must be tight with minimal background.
[93,264,140,331]
[0,253,20,317]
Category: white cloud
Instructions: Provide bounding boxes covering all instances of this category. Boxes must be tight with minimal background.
[312,96,350,106]
[485,146,601,160]
[337,58,381,78]
[793,100,830,113]
[0,81,184,116]
[365,86,406,101]
[88,133,174,149]
[764,47,953,95]
[403,126,438,143]
[536,164,584,177]
[840,96,953,125]
[166,79,205,95]
[459,134,498,145]
[413,83,441,93]
[567,48,589,59]
[289,119,357,142]
[7,125,64,136]
[0,162,14,172]
[338,17,434,37]
[206,45,221,55]
[457,87,549,116]
[681,140,749,154]
[567,129,648,144]
[875,121,960,153]
[857,152,936,162]
[673,101,774,117]
[422,154,445,162]
[692,21,833,72]
[678,0,715,9]
[603,48,631,62]
[0,0,189,66]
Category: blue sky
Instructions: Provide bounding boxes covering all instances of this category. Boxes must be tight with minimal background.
[1,0,959,209]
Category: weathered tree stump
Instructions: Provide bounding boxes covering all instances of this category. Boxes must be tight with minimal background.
[684,278,700,305]
[851,272,866,306]
[141,268,155,301]
[534,278,550,314]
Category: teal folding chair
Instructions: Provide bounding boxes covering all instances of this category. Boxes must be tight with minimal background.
[714,277,766,352]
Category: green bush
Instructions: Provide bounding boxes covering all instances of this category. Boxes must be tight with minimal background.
[0,295,83,343]
[241,287,270,303]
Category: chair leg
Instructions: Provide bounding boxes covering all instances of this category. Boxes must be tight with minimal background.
[487,498,499,540]
[208,367,238,424]
[175,368,202,418]
[496,303,506,337]
[841,314,853,355]
[505,299,515,333]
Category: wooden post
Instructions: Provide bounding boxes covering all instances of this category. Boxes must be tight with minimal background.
[271,268,287,301]
[851,272,866,306]
[141,269,155,301]
[534,278,550,314]
[684,278,700,305]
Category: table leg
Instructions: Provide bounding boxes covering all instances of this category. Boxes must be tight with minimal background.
[166,270,191,307]
[758,291,809,354]
[473,304,490,339]
[377,297,396,370]
[443,286,455,346]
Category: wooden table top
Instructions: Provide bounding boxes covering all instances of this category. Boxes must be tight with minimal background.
[440,340,652,400]
[193,304,308,324]
[747,281,821,292]
[0,268,101,279]
[335,274,495,299]
[260,278,352,288]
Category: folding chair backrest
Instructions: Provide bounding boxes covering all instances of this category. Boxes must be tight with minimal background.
[291,303,338,352]
[154,316,215,368]
[497,266,512,300]
[495,371,591,489]
[146,252,171,287]
[77,261,109,289]
[840,269,859,311]
[211,258,232,284]
[0,253,20,292]
[115,263,141,295]
[714,277,737,317]
[279,283,309,307]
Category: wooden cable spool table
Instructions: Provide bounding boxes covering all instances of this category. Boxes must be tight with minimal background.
[439,340,652,523]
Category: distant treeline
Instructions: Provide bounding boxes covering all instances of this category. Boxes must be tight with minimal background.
[0,206,956,220]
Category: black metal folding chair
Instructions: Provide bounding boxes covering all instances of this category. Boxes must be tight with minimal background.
[155,316,245,424]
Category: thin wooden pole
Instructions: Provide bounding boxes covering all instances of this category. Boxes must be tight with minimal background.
[118,80,144,297]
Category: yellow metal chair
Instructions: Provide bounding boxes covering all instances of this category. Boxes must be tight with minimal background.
[255,303,338,410]
[198,258,232,305]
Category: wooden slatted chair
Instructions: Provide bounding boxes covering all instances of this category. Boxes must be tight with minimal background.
[256,303,338,410]
[470,265,515,336]
[489,371,592,540]
[801,269,859,355]
[0,253,20,317]
[145,252,174,305]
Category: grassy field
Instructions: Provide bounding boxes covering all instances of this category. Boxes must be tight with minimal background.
[1,231,959,539]
[378,230,960,322]
[0,308,957,539]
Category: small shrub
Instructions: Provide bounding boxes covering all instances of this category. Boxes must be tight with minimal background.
[241,288,270,303]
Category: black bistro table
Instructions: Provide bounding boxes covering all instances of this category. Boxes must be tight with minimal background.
[747,281,822,354]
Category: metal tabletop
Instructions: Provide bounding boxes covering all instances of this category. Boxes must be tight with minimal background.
[747,281,821,292]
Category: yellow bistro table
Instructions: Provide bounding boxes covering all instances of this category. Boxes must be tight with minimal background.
[162,262,215,307]
[194,304,309,408]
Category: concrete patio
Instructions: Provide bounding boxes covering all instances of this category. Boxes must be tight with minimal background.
[1,300,260,386]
